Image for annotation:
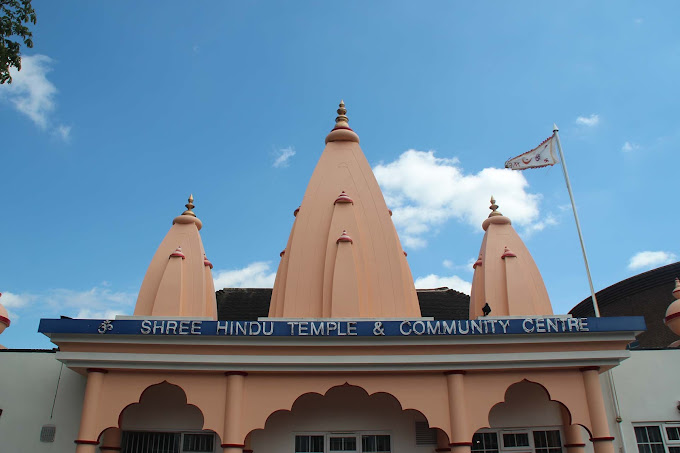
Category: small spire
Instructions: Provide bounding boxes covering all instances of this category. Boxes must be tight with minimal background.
[488,196,503,217]
[182,194,196,217]
[334,191,354,204]
[673,278,680,300]
[203,254,213,269]
[335,100,348,126]
[501,246,517,259]
[473,253,483,269]
[170,246,186,259]
[336,230,353,244]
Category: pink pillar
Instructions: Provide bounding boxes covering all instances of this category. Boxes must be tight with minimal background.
[581,367,615,453]
[74,368,107,453]
[446,371,471,453]
[222,372,247,453]
[100,427,122,452]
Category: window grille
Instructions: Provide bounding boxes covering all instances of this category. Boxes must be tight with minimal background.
[183,433,214,452]
[415,421,437,445]
[40,425,56,443]
[122,431,180,453]
[329,436,357,452]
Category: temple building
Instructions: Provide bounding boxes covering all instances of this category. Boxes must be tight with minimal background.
[0,102,666,453]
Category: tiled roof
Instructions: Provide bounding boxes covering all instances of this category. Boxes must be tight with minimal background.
[216,287,470,321]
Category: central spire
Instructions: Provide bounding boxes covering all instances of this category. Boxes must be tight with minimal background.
[270,102,420,318]
[325,100,360,144]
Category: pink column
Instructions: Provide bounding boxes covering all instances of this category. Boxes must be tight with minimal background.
[74,368,107,453]
[581,367,615,453]
[222,372,247,453]
[446,371,471,453]
[100,427,122,452]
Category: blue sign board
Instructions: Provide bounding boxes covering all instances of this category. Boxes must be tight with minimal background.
[38,316,646,338]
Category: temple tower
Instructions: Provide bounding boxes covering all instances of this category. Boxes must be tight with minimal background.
[269,102,420,318]
[133,195,217,319]
[469,197,554,318]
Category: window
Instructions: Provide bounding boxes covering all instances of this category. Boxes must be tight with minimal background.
[296,435,325,453]
[533,430,562,453]
[330,436,357,452]
[636,426,666,453]
[503,433,530,448]
[473,432,500,453]
[362,435,390,453]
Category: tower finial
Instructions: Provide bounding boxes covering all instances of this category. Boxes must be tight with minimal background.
[488,196,502,217]
[182,194,196,217]
[335,100,349,126]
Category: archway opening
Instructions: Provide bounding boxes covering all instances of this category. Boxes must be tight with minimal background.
[249,384,439,453]
[116,381,220,453]
[473,381,588,453]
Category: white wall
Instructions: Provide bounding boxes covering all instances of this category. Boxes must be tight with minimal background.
[0,351,86,453]
[602,349,680,453]
[250,385,438,453]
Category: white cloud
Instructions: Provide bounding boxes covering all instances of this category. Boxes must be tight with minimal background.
[374,150,548,248]
[522,214,559,236]
[273,146,296,168]
[1,286,135,321]
[575,114,600,127]
[0,54,70,140]
[54,124,71,141]
[213,261,277,289]
[414,274,472,295]
[442,259,454,269]
[622,141,640,152]
[628,251,677,271]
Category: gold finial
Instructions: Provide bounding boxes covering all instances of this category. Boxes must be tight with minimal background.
[488,196,502,217]
[335,100,348,126]
[182,194,196,217]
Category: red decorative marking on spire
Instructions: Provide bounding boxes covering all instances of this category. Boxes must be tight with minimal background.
[501,246,517,259]
[334,191,354,204]
[280,250,285,257]
[336,230,353,244]
[403,251,408,257]
[293,206,300,217]
[203,254,213,269]
[388,209,393,216]
[170,246,186,259]
[473,254,483,269]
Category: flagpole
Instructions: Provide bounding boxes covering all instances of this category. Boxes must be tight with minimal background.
[552,124,601,317]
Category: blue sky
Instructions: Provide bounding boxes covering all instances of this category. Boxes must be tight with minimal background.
[1,1,678,348]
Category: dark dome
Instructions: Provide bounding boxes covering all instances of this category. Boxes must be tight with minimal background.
[570,261,680,348]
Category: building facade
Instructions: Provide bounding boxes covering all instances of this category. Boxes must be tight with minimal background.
[0,103,647,453]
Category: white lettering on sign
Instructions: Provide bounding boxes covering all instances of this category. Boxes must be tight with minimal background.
[138,317,593,336]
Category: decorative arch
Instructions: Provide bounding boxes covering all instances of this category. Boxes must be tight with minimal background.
[247,383,437,452]
[238,373,452,441]
[464,374,594,439]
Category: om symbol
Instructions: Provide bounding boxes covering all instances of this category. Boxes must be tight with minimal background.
[98,320,113,334]
[373,321,385,336]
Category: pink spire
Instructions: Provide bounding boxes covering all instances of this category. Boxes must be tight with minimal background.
[203,254,213,269]
[501,246,517,259]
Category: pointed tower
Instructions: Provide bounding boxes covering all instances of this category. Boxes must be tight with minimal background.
[0,293,10,349]
[133,196,217,319]
[469,197,553,319]
[269,101,421,318]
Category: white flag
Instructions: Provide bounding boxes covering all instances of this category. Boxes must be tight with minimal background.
[505,134,558,170]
